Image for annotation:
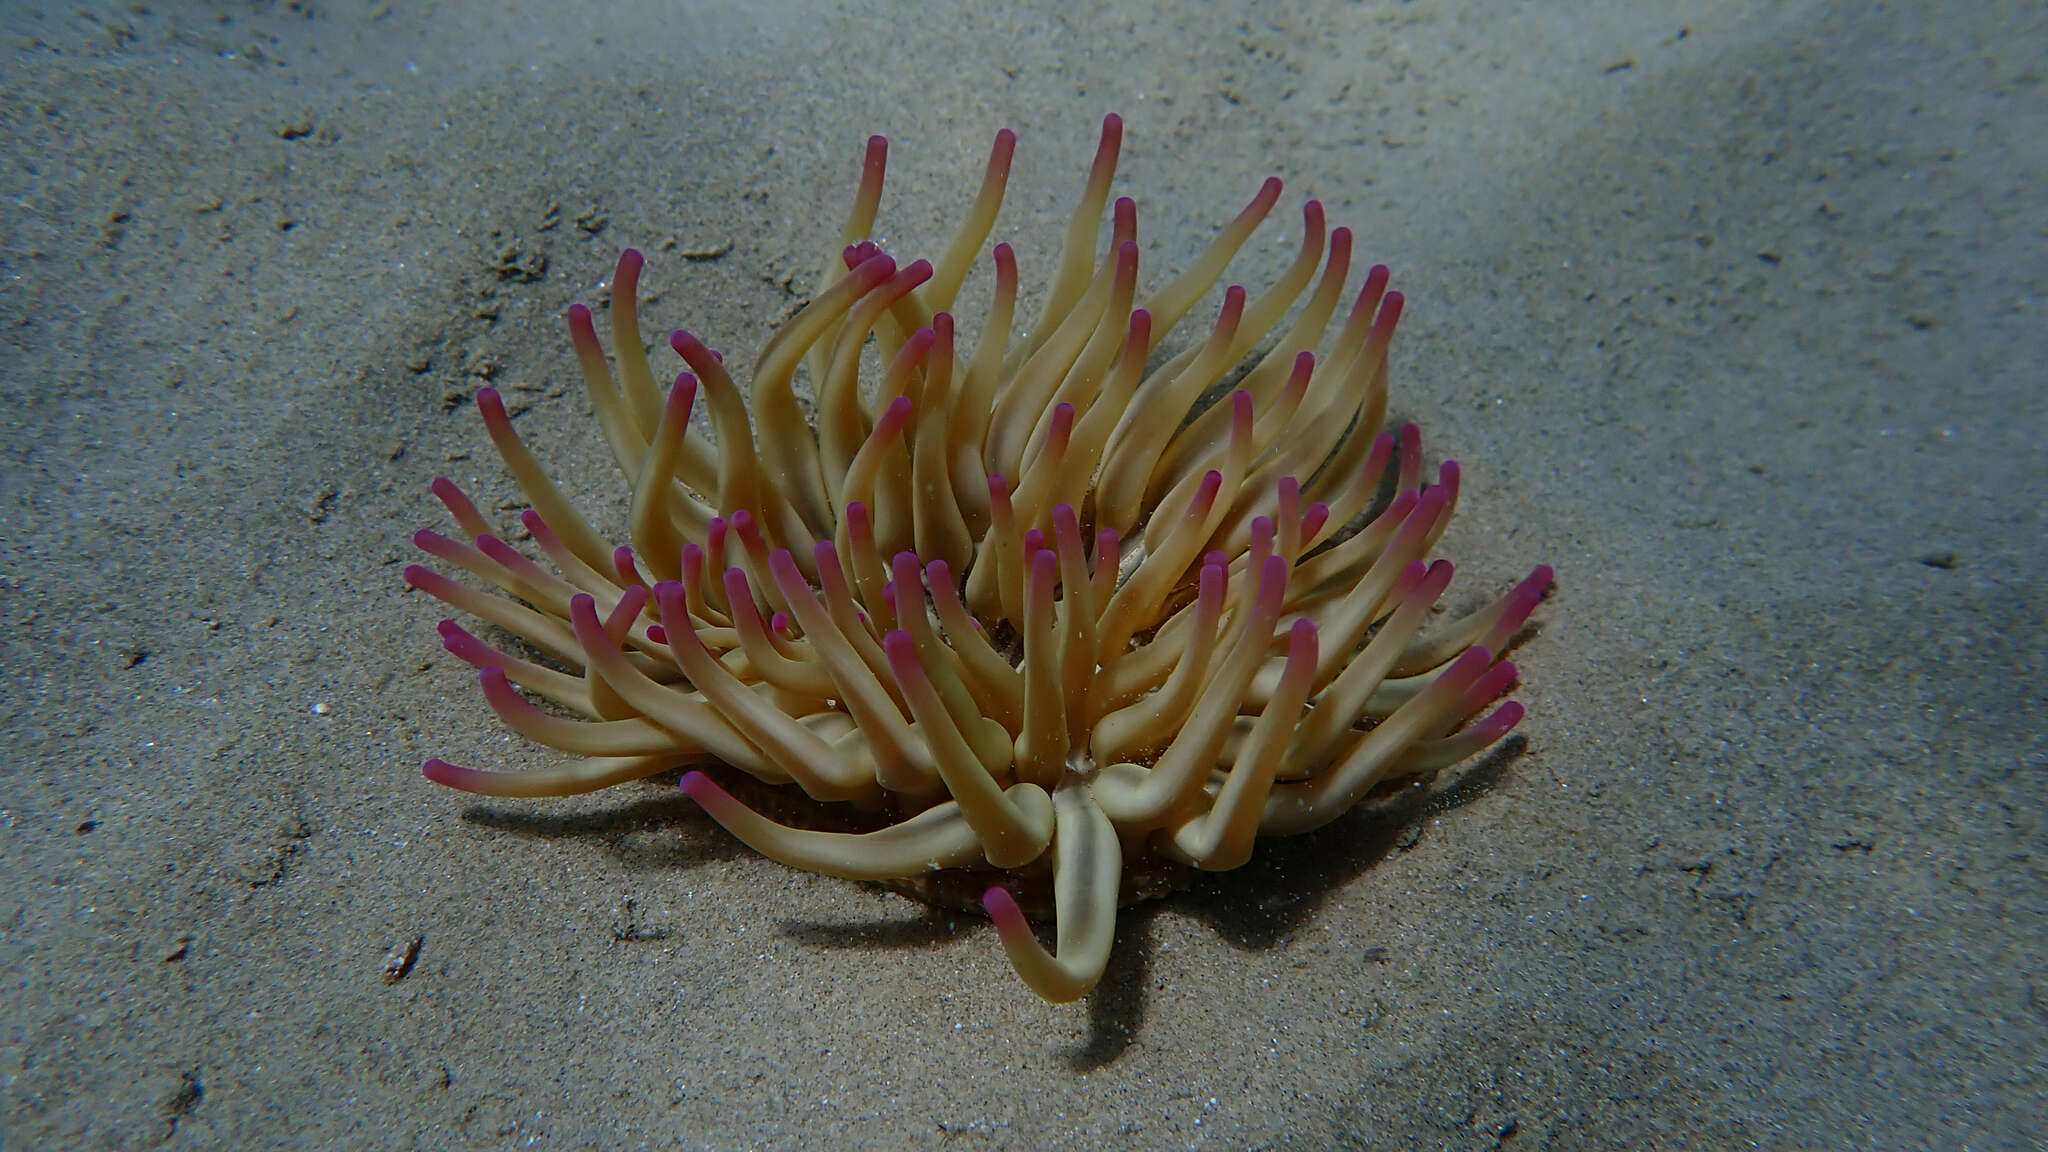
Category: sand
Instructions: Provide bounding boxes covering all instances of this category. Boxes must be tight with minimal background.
[2,0,2041,1147]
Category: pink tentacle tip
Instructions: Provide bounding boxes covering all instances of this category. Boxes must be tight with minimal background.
[882,630,923,680]
[1029,547,1058,586]
[1471,701,1526,744]
[880,395,915,429]
[982,885,1026,927]
[1249,516,1276,552]
[1318,227,1351,274]
[652,575,688,612]
[1374,291,1406,334]
[677,770,729,810]
[651,573,687,611]
[1436,647,1494,691]
[566,304,601,355]
[474,534,524,569]
[851,249,896,280]
[613,546,644,588]
[1365,432,1395,470]
[607,582,650,624]
[667,370,698,407]
[1052,503,1082,544]
[1112,197,1138,239]
[670,329,724,363]
[1468,651,1519,694]
[1302,502,1330,539]
[1289,616,1319,658]
[438,621,499,667]
[422,758,480,791]
[1258,553,1290,601]
[477,662,516,698]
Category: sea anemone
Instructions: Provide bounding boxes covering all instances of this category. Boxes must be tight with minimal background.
[404,114,1551,1002]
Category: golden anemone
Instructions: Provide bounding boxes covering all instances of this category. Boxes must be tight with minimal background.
[404,115,1551,1002]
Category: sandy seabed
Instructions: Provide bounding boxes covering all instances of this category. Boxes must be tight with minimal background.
[2,1,2041,1148]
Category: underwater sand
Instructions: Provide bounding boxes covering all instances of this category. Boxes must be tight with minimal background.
[2,0,2041,1147]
